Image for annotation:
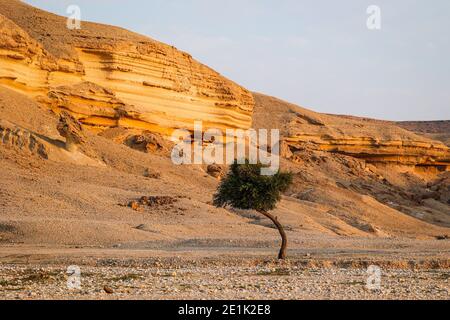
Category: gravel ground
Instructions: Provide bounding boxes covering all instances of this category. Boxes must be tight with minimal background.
[0,262,449,300]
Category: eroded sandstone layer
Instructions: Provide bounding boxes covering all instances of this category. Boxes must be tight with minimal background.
[397,121,450,147]
[0,0,448,172]
[252,93,450,172]
[0,0,254,136]
[0,119,49,159]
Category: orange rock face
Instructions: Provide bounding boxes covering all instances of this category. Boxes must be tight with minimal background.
[0,1,254,137]
[252,93,450,172]
[0,0,448,172]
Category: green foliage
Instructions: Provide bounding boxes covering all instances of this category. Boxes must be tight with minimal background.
[213,161,293,212]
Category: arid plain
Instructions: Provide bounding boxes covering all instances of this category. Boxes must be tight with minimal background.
[0,0,449,299]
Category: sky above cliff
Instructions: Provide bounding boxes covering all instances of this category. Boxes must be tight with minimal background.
[25,0,450,121]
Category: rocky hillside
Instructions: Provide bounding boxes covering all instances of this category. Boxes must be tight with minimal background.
[0,1,449,246]
[397,121,450,147]
[0,0,448,172]
[0,0,254,136]
[1,85,449,246]
[253,94,449,172]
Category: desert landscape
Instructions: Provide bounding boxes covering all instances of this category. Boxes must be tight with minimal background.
[0,0,449,300]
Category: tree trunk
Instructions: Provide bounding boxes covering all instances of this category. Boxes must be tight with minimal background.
[258,210,288,260]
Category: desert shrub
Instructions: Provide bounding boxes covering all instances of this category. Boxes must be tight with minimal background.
[213,161,292,212]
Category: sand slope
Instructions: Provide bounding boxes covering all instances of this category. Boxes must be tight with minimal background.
[1,87,449,249]
[0,1,448,250]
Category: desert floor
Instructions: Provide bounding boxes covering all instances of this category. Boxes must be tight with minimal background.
[0,242,449,300]
[0,87,449,300]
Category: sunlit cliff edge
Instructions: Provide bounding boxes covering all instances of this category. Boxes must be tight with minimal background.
[0,0,448,173]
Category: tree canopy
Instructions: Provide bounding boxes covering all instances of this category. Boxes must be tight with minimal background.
[213,161,293,212]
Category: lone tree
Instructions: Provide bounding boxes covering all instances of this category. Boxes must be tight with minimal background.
[213,161,293,259]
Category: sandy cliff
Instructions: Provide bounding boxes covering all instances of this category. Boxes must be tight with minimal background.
[0,1,449,248]
[397,121,450,147]
[1,85,449,246]
[252,94,450,172]
[0,0,448,172]
[0,0,254,136]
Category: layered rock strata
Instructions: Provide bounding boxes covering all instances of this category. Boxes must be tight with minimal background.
[0,0,448,172]
[0,1,254,137]
[252,93,450,171]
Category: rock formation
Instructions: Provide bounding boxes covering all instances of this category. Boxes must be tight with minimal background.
[0,0,254,137]
[0,0,449,249]
[57,111,86,152]
[0,119,49,159]
[252,93,450,172]
[397,121,450,147]
[0,0,448,174]
[207,164,225,179]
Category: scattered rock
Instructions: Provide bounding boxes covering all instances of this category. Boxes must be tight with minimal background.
[295,189,315,201]
[127,131,173,155]
[336,181,350,190]
[280,141,293,159]
[128,201,141,211]
[130,196,178,210]
[144,168,161,179]
[103,286,114,294]
[421,191,441,201]
[207,164,225,179]
[140,196,178,207]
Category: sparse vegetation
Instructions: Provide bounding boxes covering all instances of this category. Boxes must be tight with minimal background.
[214,161,293,259]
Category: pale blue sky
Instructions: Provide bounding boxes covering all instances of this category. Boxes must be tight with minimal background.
[25,0,450,121]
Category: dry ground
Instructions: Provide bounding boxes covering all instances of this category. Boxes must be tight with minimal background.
[0,247,449,300]
[0,70,449,301]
